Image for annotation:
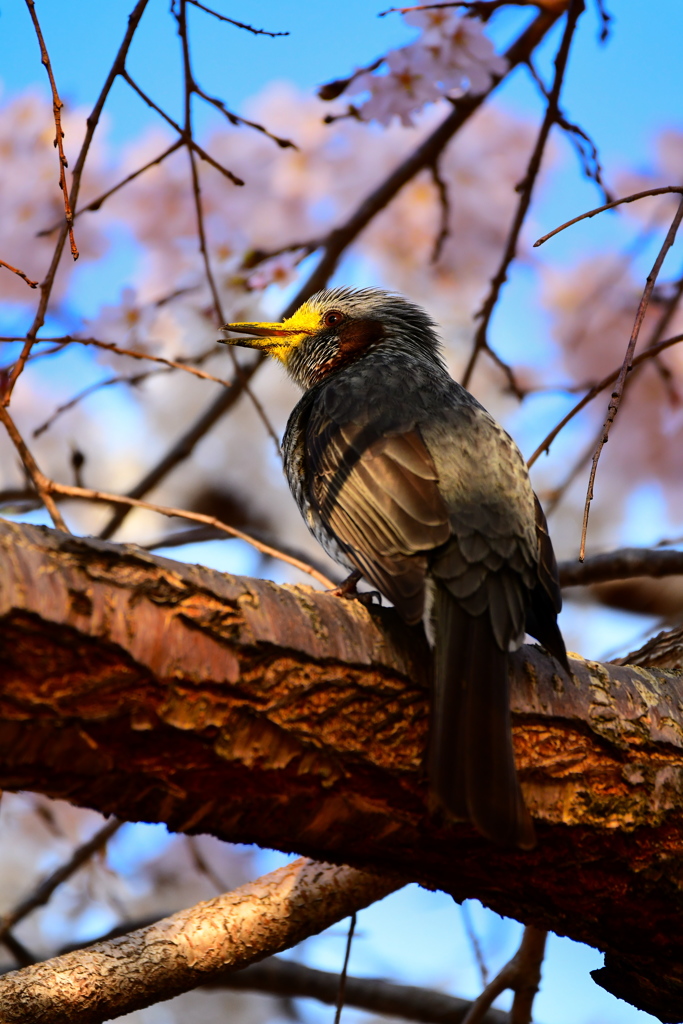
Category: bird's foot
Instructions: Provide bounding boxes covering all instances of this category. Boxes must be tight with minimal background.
[327,570,381,609]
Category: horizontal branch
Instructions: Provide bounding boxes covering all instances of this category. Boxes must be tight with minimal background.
[559,547,683,587]
[0,857,399,1024]
[1,521,683,1019]
[212,955,509,1024]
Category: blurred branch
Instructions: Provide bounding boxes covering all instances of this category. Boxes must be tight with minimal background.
[0,818,121,964]
[527,330,683,466]
[461,0,584,392]
[0,857,400,1024]
[461,926,547,1024]
[97,6,563,542]
[0,259,38,289]
[24,0,78,261]
[579,195,683,559]
[430,161,451,263]
[534,185,683,248]
[0,405,69,531]
[185,0,289,37]
[3,0,151,405]
[558,547,683,588]
[211,955,509,1024]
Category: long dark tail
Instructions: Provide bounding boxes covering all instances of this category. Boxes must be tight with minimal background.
[429,585,536,849]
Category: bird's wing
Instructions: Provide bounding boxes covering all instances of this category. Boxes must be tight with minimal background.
[305,411,451,623]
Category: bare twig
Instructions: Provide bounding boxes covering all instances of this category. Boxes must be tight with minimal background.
[579,196,683,560]
[96,8,562,541]
[37,141,184,235]
[526,330,683,466]
[32,367,170,437]
[461,903,489,987]
[0,819,121,956]
[534,186,683,248]
[186,0,289,36]
[213,955,511,1024]
[0,260,38,289]
[4,0,151,405]
[0,405,69,531]
[461,925,547,1024]
[461,0,584,391]
[120,71,245,184]
[43,480,337,588]
[430,161,451,263]
[24,0,78,260]
[175,1,281,453]
[558,548,683,588]
[335,914,357,1024]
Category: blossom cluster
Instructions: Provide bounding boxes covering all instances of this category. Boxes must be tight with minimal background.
[347,10,508,126]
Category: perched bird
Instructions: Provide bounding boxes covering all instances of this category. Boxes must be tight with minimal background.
[220,287,568,848]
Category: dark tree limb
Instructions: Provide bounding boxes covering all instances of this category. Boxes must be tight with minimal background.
[2,521,683,1019]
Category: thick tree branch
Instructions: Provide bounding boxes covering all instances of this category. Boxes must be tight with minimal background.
[0,857,399,1024]
[1,520,683,1019]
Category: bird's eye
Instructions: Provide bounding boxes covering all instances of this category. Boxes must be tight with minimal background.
[324,310,343,328]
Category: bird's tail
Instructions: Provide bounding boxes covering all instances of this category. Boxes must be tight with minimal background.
[428,584,536,849]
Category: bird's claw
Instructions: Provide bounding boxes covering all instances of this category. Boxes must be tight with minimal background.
[327,570,382,608]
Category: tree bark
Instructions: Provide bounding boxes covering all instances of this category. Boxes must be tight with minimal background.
[1,520,683,1021]
[0,858,399,1024]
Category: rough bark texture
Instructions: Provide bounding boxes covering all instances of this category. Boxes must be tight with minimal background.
[0,858,398,1024]
[1,521,683,1020]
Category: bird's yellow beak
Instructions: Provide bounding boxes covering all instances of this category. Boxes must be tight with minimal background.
[219,322,301,350]
[219,307,320,364]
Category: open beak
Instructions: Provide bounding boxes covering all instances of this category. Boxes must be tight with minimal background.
[218,322,303,350]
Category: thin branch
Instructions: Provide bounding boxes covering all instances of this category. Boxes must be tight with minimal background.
[37,141,184,235]
[120,71,244,184]
[3,0,151,405]
[0,404,69,531]
[175,1,281,453]
[0,819,121,955]
[334,914,357,1024]
[558,548,683,588]
[579,195,683,560]
[44,480,337,588]
[24,0,78,260]
[96,8,562,541]
[461,903,489,987]
[534,186,683,248]
[526,330,683,466]
[430,161,451,263]
[461,0,584,391]
[461,926,547,1024]
[0,259,38,289]
[213,955,510,1024]
[186,0,289,36]
[142,524,342,583]
[32,367,170,438]
[192,81,297,149]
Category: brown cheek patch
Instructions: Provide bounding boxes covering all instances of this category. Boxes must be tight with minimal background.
[339,319,385,358]
[310,320,385,383]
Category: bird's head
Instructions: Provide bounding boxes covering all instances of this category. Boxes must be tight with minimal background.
[219,286,443,389]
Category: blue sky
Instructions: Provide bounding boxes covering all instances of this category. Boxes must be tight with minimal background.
[1,3,681,1021]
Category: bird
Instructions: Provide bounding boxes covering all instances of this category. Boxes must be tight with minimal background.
[220,286,568,848]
